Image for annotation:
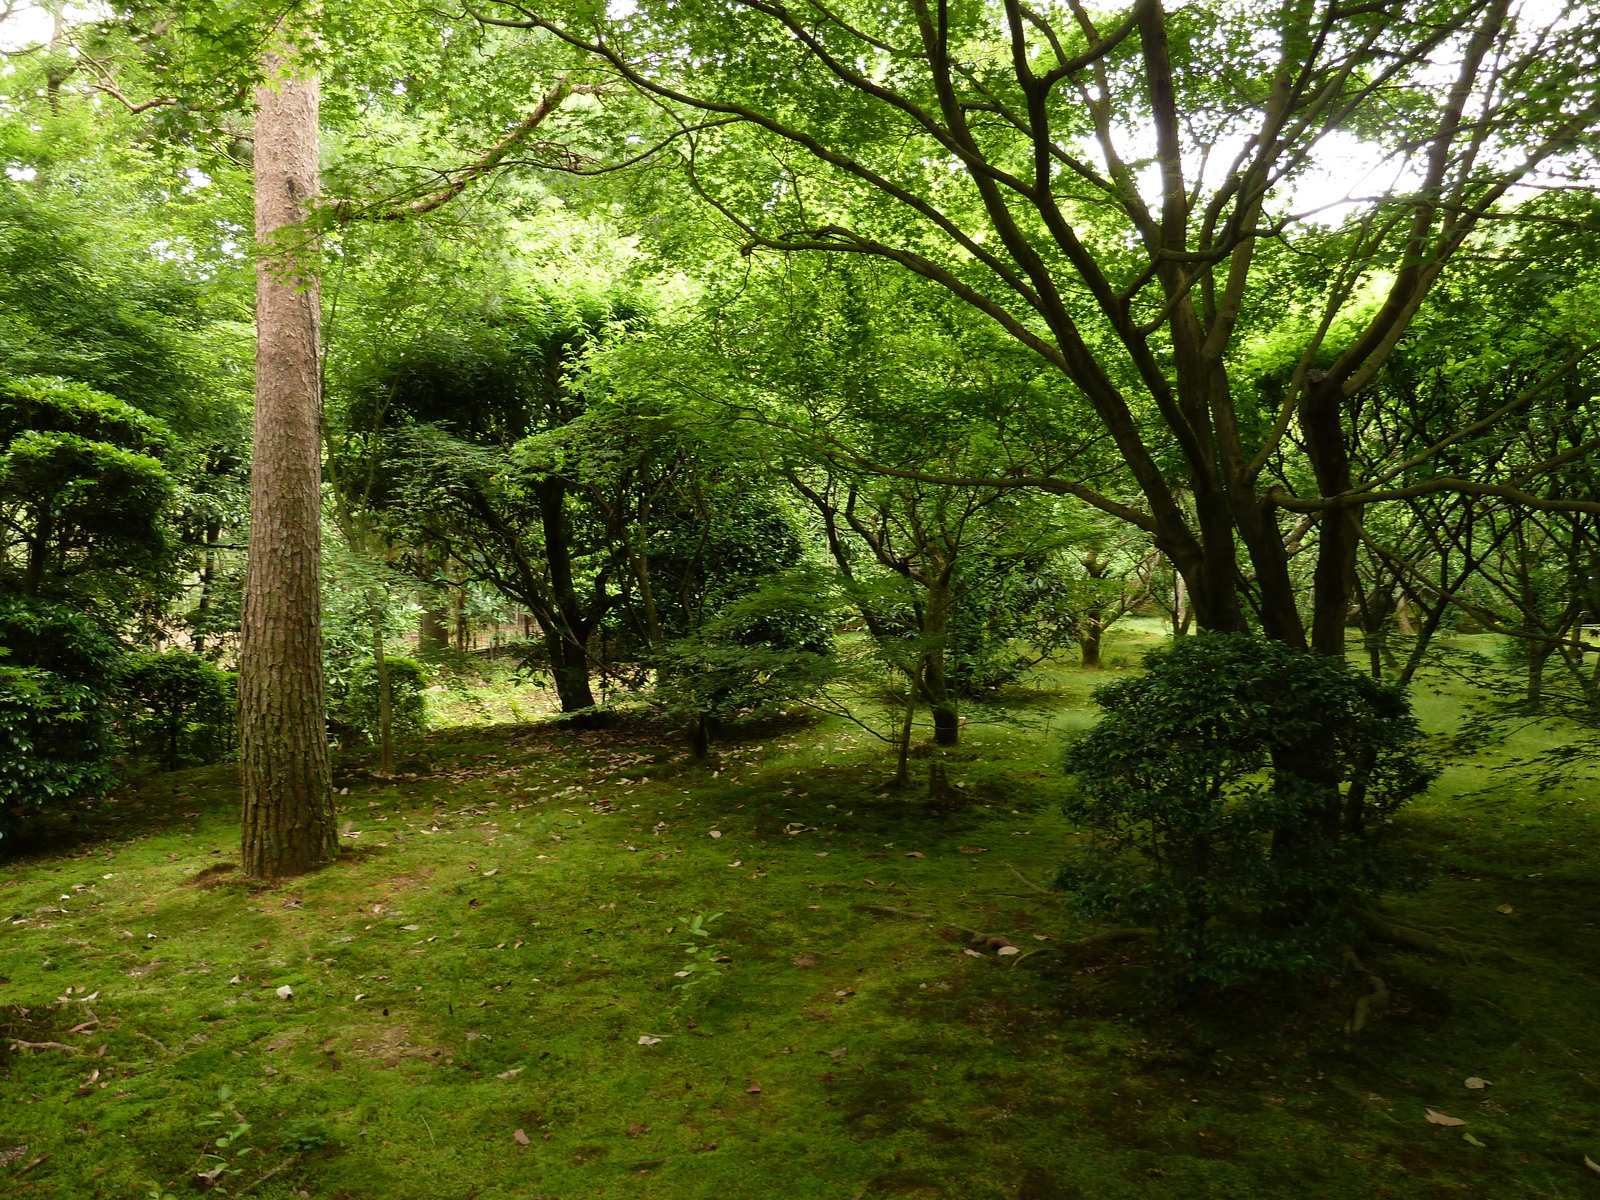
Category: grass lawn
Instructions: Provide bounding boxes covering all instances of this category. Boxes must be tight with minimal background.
[3,640,1600,1199]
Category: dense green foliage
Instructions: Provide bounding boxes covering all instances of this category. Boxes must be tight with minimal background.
[1057,634,1438,987]
[653,568,837,753]
[0,374,178,606]
[335,655,430,749]
[0,595,121,840]
[114,649,236,771]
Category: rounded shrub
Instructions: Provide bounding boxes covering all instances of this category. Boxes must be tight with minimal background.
[338,655,430,747]
[1055,633,1437,988]
[114,650,236,771]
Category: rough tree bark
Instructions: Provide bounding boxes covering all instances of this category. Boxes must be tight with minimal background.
[238,41,336,879]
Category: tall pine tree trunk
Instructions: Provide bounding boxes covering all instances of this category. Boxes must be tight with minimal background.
[239,41,335,879]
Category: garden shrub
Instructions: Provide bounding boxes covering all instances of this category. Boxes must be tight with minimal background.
[1055,633,1437,988]
[0,596,120,841]
[114,650,236,770]
[336,655,430,747]
[654,568,837,755]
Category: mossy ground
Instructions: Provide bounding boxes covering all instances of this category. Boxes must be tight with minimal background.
[4,628,1600,1199]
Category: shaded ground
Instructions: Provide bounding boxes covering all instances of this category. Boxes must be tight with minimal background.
[3,654,1600,1199]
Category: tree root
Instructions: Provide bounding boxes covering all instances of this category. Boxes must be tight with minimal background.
[1060,928,1150,949]
[127,1028,172,1056]
[1354,909,1518,965]
[1003,863,1053,895]
[1341,946,1389,1034]
[235,1153,301,1197]
[860,904,936,921]
[7,1039,78,1054]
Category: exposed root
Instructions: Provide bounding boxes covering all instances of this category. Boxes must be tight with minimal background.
[127,1028,172,1056]
[1003,863,1053,895]
[235,1153,301,1197]
[1355,909,1518,965]
[860,904,936,921]
[1341,946,1389,1034]
[7,1039,79,1054]
[1060,928,1149,949]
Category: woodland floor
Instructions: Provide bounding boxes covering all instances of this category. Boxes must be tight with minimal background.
[3,636,1600,1199]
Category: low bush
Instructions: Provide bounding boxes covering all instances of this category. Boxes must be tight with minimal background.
[335,655,430,747]
[1055,633,1436,988]
[114,650,236,771]
[0,596,120,842]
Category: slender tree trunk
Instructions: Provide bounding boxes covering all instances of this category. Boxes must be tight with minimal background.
[418,595,449,653]
[1526,642,1552,711]
[1079,617,1103,670]
[535,479,598,713]
[21,507,52,594]
[192,518,223,654]
[920,575,959,746]
[892,659,921,788]
[1170,572,1191,637]
[370,592,395,773]
[543,626,598,713]
[239,42,335,880]
[1395,594,1415,635]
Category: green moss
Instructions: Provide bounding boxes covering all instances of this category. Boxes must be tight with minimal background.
[2,658,1599,1199]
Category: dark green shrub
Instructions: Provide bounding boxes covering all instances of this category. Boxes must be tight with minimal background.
[336,656,429,747]
[0,376,177,609]
[114,650,236,770]
[1056,633,1436,988]
[0,596,120,841]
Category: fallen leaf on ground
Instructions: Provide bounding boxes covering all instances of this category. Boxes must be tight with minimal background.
[513,1129,531,1145]
[957,847,988,854]
[497,1068,523,1079]
[1464,1077,1489,1090]
[1463,1133,1485,1147]
[1033,934,1051,941]
[1495,904,1514,914]
[1424,1109,1466,1127]
[746,1081,762,1093]
[904,852,924,859]
[401,924,421,931]
[997,945,1022,956]
[275,986,293,1000]
[824,1047,846,1058]
[963,948,983,958]
[637,1035,663,1046]
[834,988,855,997]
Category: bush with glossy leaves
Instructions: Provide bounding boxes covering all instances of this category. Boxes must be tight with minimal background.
[1055,633,1437,988]
[114,650,236,771]
[0,596,120,843]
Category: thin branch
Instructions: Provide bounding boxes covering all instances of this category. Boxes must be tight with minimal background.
[329,75,586,222]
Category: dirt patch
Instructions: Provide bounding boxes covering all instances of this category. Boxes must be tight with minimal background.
[187,862,239,888]
[343,1023,453,1069]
